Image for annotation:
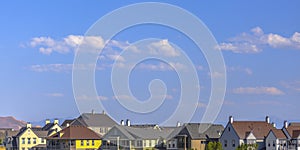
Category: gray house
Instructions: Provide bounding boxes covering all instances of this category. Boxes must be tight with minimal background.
[102,124,174,150]
[167,123,224,150]
[70,112,117,136]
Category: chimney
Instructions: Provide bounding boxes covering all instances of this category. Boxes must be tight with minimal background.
[92,109,95,115]
[45,119,50,125]
[284,120,288,128]
[120,120,125,126]
[54,119,59,125]
[229,116,233,123]
[272,122,276,128]
[102,110,106,115]
[26,123,32,128]
[126,119,131,126]
[266,116,270,124]
[176,121,181,127]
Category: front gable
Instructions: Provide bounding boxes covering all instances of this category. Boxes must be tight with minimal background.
[246,132,256,140]
[102,126,135,140]
[19,128,38,139]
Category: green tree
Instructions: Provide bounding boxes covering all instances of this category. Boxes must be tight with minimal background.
[206,141,223,150]
[236,143,258,150]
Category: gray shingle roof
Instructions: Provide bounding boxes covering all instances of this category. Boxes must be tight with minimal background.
[71,113,117,127]
[104,125,175,140]
[168,123,224,140]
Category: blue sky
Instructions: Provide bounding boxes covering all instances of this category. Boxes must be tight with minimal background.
[1,0,300,126]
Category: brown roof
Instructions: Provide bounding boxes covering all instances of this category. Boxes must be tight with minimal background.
[286,123,300,138]
[271,129,287,139]
[232,121,276,139]
[291,130,300,139]
[49,126,101,140]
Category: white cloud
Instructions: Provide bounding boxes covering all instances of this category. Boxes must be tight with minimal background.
[148,39,180,57]
[281,80,300,92]
[135,62,186,71]
[28,63,108,72]
[219,27,300,53]
[208,71,224,78]
[76,95,108,101]
[106,54,125,62]
[196,102,207,108]
[232,86,285,95]
[29,35,105,55]
[46,93,64,97]
[29,64,73,72]
[112,94,173,101]
[227,66,253,75]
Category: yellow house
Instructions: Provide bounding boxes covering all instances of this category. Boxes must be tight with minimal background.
[15,123,48,150]
[47,125,102,150]
[7,119,62,150]
[42,119,61,136]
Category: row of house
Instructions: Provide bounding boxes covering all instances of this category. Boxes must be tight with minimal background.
[220,116,300,150]
[2,113,300,150]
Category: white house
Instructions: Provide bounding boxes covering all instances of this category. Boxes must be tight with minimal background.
[282,121,300,150]
[265,129,288,150]
[220,116,276,150]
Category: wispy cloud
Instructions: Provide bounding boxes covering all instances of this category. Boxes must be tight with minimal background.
[219,27,300,53]
[232,86,285,95]
[281,80,300,92]
[46,93,64,97]
[227,66,253,75]
[112,94,173,101]
[196,102,207,108]
[28,63,108,72]
[247,100,285,106]
[76,95,109,101]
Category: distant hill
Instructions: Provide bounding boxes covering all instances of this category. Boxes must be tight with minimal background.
[0,116,26,130]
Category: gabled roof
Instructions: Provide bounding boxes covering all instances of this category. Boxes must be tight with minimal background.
[61,119,75,127]
[15,127,43,137]
[49,126,101,140]
[34,130,48,138]
[71,113,117,127]
[231,121,276,139]
[291,130,300,139]
[285,123,300,138]
[105,125,174,140]
[268,129,287,139]
[168,123,224,140]
[42,123,59,131]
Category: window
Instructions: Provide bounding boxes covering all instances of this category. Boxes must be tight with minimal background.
[92,140,94,146]
[71,140,75,146]
[100,128,104,133]
[173,143,175,148]
[81,140,84,146]
[33,138,36,144]
[228,127,231,132]
[224,140,227,147]
[28,138,31,144]
[273,141,276,147]
[87,140,90,146]
[232,140,235,147]
[149,140,152,147]
[137,140,142,147]
[268,143,270,147]
[22,138,25,144]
